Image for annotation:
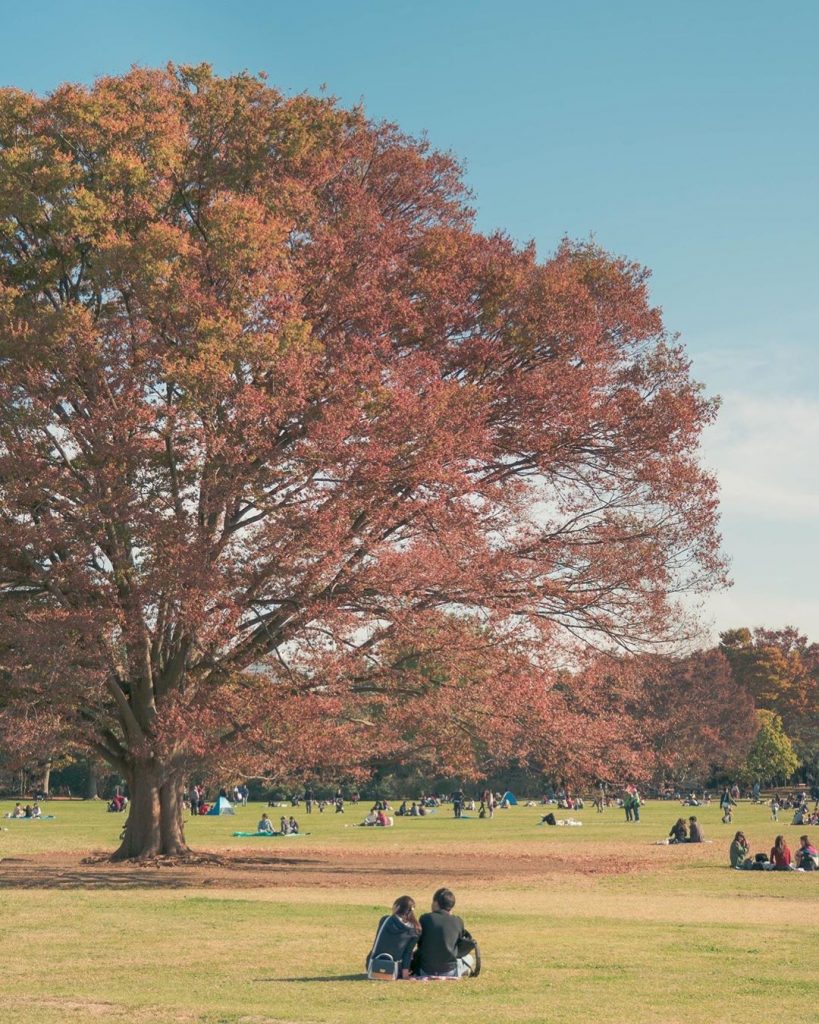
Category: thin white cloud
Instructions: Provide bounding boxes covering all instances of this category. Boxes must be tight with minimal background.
[703,391,819,522]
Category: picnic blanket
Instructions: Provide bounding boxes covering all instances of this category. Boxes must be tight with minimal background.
[3,814,56,820]
[232,830,310,838]
[653,838,714,845]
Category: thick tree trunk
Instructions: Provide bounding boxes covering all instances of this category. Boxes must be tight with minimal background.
[41,760,52,798]
[112,762,190,861]
[159,775,188,854]
[85,762,99,800]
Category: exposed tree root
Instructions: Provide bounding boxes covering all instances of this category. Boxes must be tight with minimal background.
[82,851,227,868]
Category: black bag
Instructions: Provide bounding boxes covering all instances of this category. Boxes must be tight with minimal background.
[457,929,481,977]
[543,812,557,826]
[367,953,399,981]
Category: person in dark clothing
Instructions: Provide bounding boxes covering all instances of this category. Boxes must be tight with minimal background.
[452,790,463,819]
[366,896,421,979]
[415,887,475,978]
[687,816,704,842]
[669,818,688,843]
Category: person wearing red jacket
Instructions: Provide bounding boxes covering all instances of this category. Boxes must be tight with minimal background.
[770,834,792,869]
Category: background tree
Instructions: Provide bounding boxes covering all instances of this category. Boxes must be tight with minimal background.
[555,649,757,789]
[721,627,819,776]
[0,66,726,858]
[635,649,757,786]
[740,709,799,787]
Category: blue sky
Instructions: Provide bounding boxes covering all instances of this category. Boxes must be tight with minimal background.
[3,1,817,639]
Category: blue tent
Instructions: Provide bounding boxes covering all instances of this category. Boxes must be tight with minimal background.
[500,791,518,806]
[206,796,235,815]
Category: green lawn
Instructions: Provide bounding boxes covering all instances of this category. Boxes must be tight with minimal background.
[0,798,816,1024]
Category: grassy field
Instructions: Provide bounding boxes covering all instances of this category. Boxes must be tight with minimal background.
[0,798,816,1024]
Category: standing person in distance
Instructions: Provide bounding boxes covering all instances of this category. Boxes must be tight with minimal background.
[452,788,463,819]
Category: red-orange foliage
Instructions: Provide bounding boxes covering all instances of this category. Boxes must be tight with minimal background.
[0,66,726,856]
[544,648,757,788]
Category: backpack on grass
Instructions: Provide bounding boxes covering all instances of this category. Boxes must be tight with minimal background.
[457,930,481,977]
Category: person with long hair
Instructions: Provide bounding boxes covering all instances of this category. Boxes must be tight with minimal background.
[729,830,750,868]
[770,834,792,869]
[366,896,421,979]
[481,789,495,819]
[669,818,688,844]
[796,835,818,870]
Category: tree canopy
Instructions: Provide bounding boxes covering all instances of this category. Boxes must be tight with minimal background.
[0,66,727,857]
[720,627,818,773]
[740,710,800,786]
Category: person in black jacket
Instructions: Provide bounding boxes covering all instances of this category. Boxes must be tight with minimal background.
[365,896,421,979]
[687,816,704,842]
[669,818,688,843]
[415,888,475,978]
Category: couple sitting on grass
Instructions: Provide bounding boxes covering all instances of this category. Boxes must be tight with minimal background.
[366,888,479,980]
[668,816,704,843]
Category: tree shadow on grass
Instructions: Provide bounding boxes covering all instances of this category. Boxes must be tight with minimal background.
[0,852,457,891]
[0,855,329,890]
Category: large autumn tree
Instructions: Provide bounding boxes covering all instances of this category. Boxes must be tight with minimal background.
[0,66,726,858]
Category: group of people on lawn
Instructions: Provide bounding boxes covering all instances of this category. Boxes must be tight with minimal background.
[367,888,478,980]
[257,813,299,835]
[4,802,42,819]
[729,831,817,870]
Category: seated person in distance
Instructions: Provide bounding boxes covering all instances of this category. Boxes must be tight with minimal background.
[770,834,792,869]
[796,835,818,870]
[669,818,687,843]
[687,816,704,842]
[729,830,750,868]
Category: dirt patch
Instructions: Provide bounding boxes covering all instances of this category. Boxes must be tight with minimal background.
[0,843,655,891]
